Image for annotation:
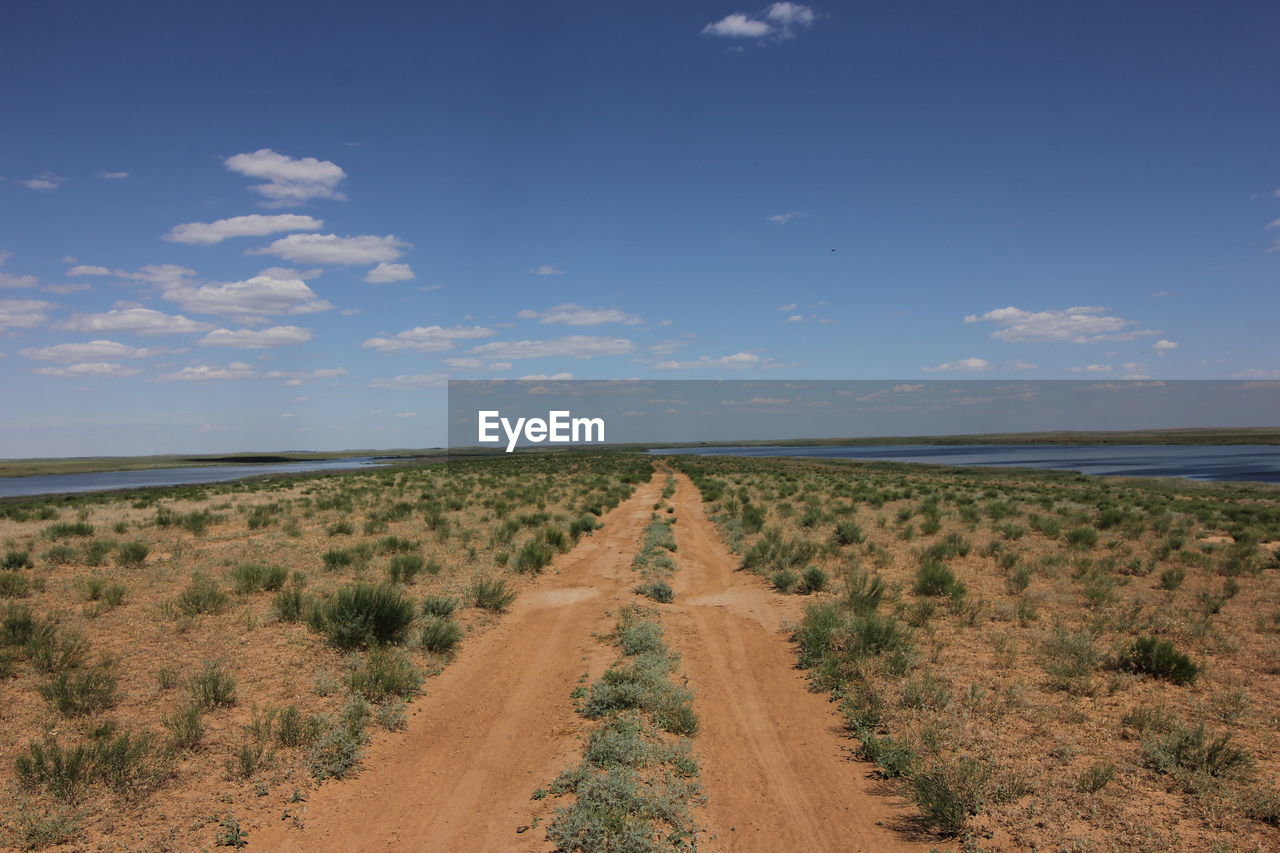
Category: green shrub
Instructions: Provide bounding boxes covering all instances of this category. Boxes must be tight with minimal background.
[833,521,864,546]
[1158,567,1186,591]
[913,561,965,599]
[800,565,828,594]
[386,554,425,584]
[44,522,93,540]
[229,563,288,593]
[422,595,458,618]
[187,661,236,709]
[471,577,516,612]
[176,573,229,616]
[2,550,32,570]
[770,569,799,593]
[347,647,423,701]
[272,587,307,622]
[310,583,416,650]
[162,705,204,751]
[39,662,119,716]
[1074,761,1116,793]
[115,541,148,567]
[1117,636,1198,685]
[322,548,356,570]
[0,571,31,598]
[634,581,674,603]
[513,540,555,574]
[909,756,993,837]
[276,705,316,748]
[1142,722,1252,781]
[419,616,464,653]
[1066,526,1099,549]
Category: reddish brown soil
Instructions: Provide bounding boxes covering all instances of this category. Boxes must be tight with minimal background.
[251,470,927,852]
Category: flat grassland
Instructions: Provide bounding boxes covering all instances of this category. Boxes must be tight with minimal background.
[0,455,648,850]
[0,452,1277,851]
[672,455,1280,851]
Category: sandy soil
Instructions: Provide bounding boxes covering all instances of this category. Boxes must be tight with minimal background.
[250,470,927,852]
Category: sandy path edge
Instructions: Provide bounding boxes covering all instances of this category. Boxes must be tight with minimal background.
[664,470,930,853]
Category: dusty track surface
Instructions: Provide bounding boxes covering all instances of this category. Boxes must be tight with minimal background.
[665,471,924,852]
[252,469,927,852]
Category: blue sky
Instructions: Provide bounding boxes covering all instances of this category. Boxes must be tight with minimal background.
[1,1,1278,455]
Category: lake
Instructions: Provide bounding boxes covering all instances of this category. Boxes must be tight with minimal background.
[654,444,1280,484]
[0,456,389,499]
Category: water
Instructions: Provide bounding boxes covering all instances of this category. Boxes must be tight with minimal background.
[0,456,389,499]
[654,444,1280,484]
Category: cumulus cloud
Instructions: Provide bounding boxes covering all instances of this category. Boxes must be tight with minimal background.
[653,352,770,370]
[248,233,410,265]
[164,214,324,245]
[0,299,55,329]
[60,307,213,335]
[362,325,496,354]
[33,362,140,378]
[519,373,574,380]
[19,340,162,363]
[159,362,258,381]
[199,325,313,348]
[21,173,63,191]
[0,273,39,289]
[369,373,448,390]
[469,336,635,360]
[963,305,1158,343]
[703,3,815,39]
[922,357,992,372]
[223,149,346,207]
[767,211,803,224]
[531,265,564,275]
[1153,339,1179,352]
[363,262,415,284]
[516,303,643,326]
[67,265,114,276]
[162,275,333,317]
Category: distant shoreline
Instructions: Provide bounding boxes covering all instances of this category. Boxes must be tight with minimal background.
[2,427,1278,478]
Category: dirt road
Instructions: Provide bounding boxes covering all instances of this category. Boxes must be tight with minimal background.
[251,468,926,852]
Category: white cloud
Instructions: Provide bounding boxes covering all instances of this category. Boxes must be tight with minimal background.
[33,362,140,378]
[469,336,635,360]
[531,264,564,275]
[160,361,258,381]
[60,307,214,335]
[964,305,1158,343]
[249,233,410,265]
[265,368,347,383]
[162,275,333,317]
[369,372,448,390]
[98,171,129,180]
[767,211,803,224]
[199,325,313,348]
[445,357,512,370]
[164,214,324,245]
[1068,364,1113,374]
[224,149,346,207]
[362,325,496,354]
[21,173,62,191]
[703,4,815,39]
[703,13,773,37]
[516,303,643,326]
[777,303,797,311]
[0,273,39,289]
[0,299,55,329]
[519,373,574,380]
[363,262,415,284]
[922,357,993,372]
[1153,339,1179,352]
[648,339,689,357]
[67,265,114,276]
[257,266,323,281]
[19,340,162,363]
[654,352,770,370]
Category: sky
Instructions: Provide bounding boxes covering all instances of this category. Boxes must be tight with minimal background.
[1,1,1278,456]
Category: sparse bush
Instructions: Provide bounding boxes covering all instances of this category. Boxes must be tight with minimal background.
[187,661,236,709]
[386,554,425,584]
[1074,761,1116,793]
[913,561,965,599]
[800,565,828,594]
[230,563,288,593]
[634,581,674,603]
[1142,722,1252,782]
[1158,567,1186,591]
[770,569,799,593]
[347,647,423,701]
[162,705,204,751]
[471,577,516,612]
[310,583,415,650]
[513,540,555,574]
[115,541,148,567]
[176,572,228,616]
[419,616,464,653]
[2,550,32,570]
[909,757,993,836]
[421,595,458,618]
[39,661,119,716]
[1117,636,1198,685]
